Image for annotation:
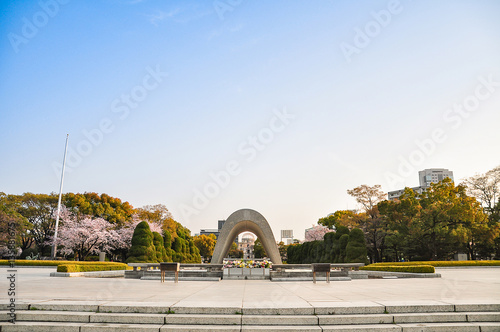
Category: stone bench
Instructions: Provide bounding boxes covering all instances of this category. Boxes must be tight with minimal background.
[126,263,225,279]
[128,263,223,272]
[271,263,364,272]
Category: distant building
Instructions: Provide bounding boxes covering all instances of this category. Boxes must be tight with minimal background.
[238,233,255,259]
[199,229,220,238]
[280,229,294,243]
[388,168,454,201]
[198,220,225,240]
[197,220,238,245]
[387,186,425,201]
[418,168,454,188]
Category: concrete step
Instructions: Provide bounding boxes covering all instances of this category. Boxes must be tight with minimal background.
[2,310,500,325]
[4,302,500,315]
[2,303,500,332]
[2,321,500,332]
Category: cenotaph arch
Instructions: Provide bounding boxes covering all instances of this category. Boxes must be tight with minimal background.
[211,208,283,264]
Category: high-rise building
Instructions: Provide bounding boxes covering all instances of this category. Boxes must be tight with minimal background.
[418,168,454,188]
[280,229,293,243]
[388,168,454,201]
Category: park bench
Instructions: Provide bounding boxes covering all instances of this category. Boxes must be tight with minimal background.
[160,262,180,283]
[312,263,332,283]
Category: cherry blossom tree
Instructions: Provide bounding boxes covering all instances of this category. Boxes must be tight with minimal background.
[48,209,165,261]
[49,211,113,260]
[304,225,334,242]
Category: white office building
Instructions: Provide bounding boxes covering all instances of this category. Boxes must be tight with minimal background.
[388,168,454,201]
[418,168,454,188]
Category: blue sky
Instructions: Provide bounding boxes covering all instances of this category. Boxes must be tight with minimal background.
[1,0,499,240]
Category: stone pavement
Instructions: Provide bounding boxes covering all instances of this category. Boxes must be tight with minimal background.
[1,267,499,310]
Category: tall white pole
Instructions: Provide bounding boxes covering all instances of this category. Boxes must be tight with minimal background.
[51,134,69,259]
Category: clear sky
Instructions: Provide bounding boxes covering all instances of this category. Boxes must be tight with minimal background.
[1,0,499,240]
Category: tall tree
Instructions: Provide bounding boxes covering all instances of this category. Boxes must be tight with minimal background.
[347,184,386,213]
[0,193,32,253]
[63,192,134,225]
[253,238,267,258]
[418,178,492,260]
[193,234,217,260]
[463,165,500,223]
[136,204,173,224]
[51,212,114,261]
[347,184,386,263]
[14,193,58,255]
[378,188,421,261]
[318,210,356,229]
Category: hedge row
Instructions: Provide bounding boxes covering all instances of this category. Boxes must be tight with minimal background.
[0,260,126,267]
[368,260,500,267]
[57,263,129,273]
[361,265,435,273]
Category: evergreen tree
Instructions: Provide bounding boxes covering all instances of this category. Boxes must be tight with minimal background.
[345,228,368,263]
[339,234,349,263]
[152,231,168,262]
[126,221,157,263]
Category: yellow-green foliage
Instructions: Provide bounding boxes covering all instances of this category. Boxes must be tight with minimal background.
[368,260,500,267]
[0,260,127,267]
[57,263,129,273]
[361,265,435,273]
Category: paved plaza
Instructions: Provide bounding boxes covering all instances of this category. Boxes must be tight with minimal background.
[2,267,500,310]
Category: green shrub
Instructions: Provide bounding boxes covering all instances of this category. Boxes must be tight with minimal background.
[345,228,368,264]
[361,265,435,273]
[368,260,500,267]
[153,231,168,263]
[339,234,349,263]
[57,263,128,273]
[0,260,126,266]
[126,221,157,263]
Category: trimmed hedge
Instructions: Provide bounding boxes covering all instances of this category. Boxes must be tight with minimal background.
[361,265,435,273]
[57,263,129,273]
[368,260,500,267]
[0,260,126,267]
[126,221,157,263]
[345,228,368,264]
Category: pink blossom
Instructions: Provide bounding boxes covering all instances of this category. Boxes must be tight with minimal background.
[304,225,334,242]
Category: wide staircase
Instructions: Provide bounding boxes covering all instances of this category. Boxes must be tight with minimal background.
[2,302,500,331]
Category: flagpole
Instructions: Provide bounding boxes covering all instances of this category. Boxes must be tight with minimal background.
[51,134,69,259]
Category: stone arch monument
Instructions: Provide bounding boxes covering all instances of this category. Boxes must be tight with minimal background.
[211,208,283,264]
